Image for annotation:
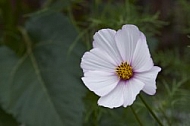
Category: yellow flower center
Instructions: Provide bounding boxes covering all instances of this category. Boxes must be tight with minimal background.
[116,62,133,80]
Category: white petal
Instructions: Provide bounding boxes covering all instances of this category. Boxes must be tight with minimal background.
[123,78,144,107]
[135,66,161,95]
[98,82,124,108]
[82,71,119,96]
[93,29,122,64]
[115,25,141,62]
[98,78,145,108]
[131,33,153,72]
[81,48,117,72]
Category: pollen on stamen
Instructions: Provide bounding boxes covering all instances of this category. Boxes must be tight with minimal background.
[115,62,133,80]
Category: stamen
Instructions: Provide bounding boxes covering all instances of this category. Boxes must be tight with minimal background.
[115,62,133,80]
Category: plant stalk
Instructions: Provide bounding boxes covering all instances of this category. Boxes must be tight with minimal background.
[130,106,143,126]
[139,94,163,126]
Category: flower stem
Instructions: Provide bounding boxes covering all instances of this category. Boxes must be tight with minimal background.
[130,106,143,126]
[139,94,163,126]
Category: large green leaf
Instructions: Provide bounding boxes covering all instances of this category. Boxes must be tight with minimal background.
[0,11,85,126]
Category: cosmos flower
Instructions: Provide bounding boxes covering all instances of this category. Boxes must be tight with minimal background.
[80,24,161,108]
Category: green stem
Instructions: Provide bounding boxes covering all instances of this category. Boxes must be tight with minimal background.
[139,94,163,126]
[130,106,143,126]
[158,107,171,126]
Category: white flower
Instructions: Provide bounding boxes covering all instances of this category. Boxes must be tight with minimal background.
[80,24,161,108]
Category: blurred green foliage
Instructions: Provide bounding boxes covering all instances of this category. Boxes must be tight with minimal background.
[0,0,190,126]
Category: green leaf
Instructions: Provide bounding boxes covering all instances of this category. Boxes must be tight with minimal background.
[0,11,85,126]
